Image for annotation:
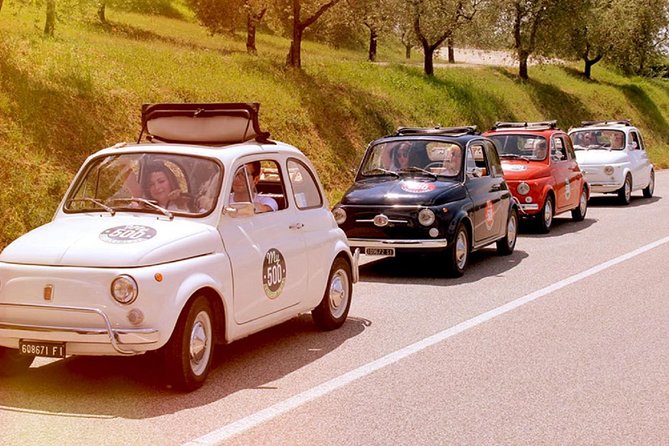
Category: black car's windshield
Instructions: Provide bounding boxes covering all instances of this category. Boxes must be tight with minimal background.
[64,153,222,216]
[570,130,625,150]
[488,134,547,161]
[360,140,463,178]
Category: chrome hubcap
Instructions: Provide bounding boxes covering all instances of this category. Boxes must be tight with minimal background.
[189,312,211,375]
[580,191,587,213]
[625,178,631,200]
[329,270,349,319]
[507,214,517,248]
[455,230,468,269]
[544,200,553,227]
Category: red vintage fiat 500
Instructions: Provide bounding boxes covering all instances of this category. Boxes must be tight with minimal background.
[484,121,589,233]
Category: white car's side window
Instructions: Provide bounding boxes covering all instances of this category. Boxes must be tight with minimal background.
[287,159,323,209]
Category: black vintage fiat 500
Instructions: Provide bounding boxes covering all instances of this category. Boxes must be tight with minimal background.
[332,126,519,276]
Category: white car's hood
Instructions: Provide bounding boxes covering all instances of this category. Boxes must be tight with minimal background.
[0,216,222,267]
[575,150,628,165]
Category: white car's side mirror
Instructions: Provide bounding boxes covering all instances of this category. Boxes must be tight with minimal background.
[224,202,255,217]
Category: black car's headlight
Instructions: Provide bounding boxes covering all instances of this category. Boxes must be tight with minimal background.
[332,207,347,225]
[418,208,436,226]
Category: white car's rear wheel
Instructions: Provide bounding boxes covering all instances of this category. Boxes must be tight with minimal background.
[643,170,654,198]
[312,257,352,331]
[618,174,632,205]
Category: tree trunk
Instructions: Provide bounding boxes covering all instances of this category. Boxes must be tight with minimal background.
[405,44,411,59]
[0,0,4,13]
[246,15,258,54]
[44,0,56,37]
[287,27,302,68]
[518,51,529,80]
[423,45,435,76]
[582,54,602,79]
[447,38,455,63]
[97,1,106,24]
[368,29,378,62]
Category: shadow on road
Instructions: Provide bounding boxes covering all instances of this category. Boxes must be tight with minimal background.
[587,195,661,208]
[0,316,370,418]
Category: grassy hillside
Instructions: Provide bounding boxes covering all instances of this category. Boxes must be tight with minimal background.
[1,4,669,248]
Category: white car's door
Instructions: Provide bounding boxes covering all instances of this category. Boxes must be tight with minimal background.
[219,159,308,325]
[628,131,652,190]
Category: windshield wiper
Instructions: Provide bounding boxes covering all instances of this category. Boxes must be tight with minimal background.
[66,198,116,215]
[499,153,530,161]
[398,166,437,179]
[107,197,174,220]
[364,167,400,178]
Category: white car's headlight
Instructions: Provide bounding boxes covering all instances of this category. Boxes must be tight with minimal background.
[332,207,347,225]
[418,208,436,226]
[111,275,138,305]
[604,165,614,176]
[517,182,530,195]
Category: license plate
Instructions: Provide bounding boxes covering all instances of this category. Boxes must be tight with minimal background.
[19,340,66,358]
[365,247,395,257]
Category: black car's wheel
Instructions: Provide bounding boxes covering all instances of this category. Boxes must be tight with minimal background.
[571,187,588,221]
[536,194,554,233]
[312,257,352,331]
[496,207,518,255]
[618,173,632,205]
[445,223,469,277]
[0,347,34,377]
[163,295,214,391]
[643,170,654,198]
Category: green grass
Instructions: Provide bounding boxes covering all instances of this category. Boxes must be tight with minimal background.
[1,4,669,248]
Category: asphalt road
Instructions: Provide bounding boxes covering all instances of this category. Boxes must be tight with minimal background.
[2,171,668,445]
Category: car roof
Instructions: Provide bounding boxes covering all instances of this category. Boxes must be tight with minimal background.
[568,120,637,133]
[371,125,487,145]
[484,120,565,137]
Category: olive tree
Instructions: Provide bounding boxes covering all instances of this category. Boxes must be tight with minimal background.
[411,0,482,76]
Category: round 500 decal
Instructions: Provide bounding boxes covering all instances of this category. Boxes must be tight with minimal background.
[400,181,436,193]
[100,225,157,244]
[484,200,495,230]
[263,248,286,299]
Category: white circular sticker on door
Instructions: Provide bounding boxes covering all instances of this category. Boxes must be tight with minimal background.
[263,248,286,299]
[100,225,157,244]
[564,179,571,200]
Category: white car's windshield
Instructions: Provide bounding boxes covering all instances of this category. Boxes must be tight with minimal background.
[488,134,547,161]
[570,130,625,150]
[360,140,463,178]
[64,153,222,216]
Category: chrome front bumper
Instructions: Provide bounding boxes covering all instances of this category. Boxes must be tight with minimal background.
[0,302,159,356]
[348,238,449,250]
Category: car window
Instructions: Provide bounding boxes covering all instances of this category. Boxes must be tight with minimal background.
[630,132,641,151]
[65,153,221,216]
[484,140,503,177]
[552,137,567,161]
[466,143,490,177]
[287,159,323,209]
[360,140,462,177]
[229,160,285,213]
[488,134,547,161]
[564,136,576,159]
[635,131,646,151]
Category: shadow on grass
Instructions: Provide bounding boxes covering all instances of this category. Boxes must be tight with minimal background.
[615,83,669,144]
[524,78,590,128]
[89,22,245,57]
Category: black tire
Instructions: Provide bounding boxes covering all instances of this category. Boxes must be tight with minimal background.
[0,347,34,377]
[163,295,215,391]
[643,170,654,198]
[536,194,554,233]
[571,187,588,221]
[445,222,469,277]
[618,173,632,205]
[496,207,518,255]
[312,257,352,331]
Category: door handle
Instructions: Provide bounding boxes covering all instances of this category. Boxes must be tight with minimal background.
[289,223,304,230]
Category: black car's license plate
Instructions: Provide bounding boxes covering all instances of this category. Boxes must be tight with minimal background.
[365,247,395,257]
[19,340,66,358]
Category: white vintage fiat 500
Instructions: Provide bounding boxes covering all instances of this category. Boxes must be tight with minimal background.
[0,103,357,390]
[568,120,655,205]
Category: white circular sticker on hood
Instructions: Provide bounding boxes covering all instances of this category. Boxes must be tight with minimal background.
[100,225,157,244]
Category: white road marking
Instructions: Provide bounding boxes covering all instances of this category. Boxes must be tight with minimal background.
[184,235,669,446]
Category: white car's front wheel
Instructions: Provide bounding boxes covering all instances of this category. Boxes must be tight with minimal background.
[163,295,214,391]
[618,174,632,205]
